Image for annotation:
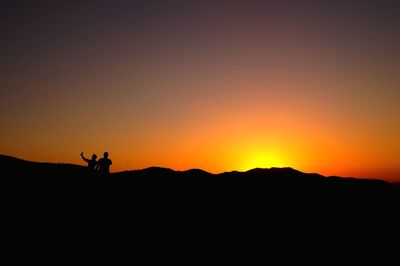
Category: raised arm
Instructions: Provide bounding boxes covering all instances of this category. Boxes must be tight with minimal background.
[81,152,89,163]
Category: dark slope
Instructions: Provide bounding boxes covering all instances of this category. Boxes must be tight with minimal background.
[2,153,400,255]
[2,155,399,224]
[0,155,96,178]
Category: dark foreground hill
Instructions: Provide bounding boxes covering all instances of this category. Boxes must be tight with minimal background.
[2,153,400,256]
[2,153,399,242]
[2,154,399,219]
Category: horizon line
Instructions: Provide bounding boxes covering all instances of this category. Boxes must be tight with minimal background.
[2,154,399,183]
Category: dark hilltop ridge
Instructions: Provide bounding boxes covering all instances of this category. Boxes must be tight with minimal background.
[2,154,399,224]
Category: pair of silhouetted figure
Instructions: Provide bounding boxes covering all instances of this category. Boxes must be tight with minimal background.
[81,152,112,175]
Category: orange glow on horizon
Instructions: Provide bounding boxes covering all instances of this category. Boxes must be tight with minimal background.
[1,2,400,182]
[3,89,399,182]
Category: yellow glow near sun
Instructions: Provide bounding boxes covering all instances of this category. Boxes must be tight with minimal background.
[239,149,289,171]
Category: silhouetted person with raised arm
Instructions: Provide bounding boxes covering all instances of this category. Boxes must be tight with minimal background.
[96,152,112,176]
[81,152,97,171]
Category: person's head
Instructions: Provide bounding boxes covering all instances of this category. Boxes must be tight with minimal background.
[104,152,109,158]
[92,154,97,160]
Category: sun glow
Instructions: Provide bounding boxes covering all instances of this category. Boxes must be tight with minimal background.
[239,149,290,171]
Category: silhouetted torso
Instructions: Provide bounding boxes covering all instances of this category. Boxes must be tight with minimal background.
[81,153,97,170]
[97,158,112,175]
[86,160,97,170]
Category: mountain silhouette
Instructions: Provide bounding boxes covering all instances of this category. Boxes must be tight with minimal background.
[2,154,399,226]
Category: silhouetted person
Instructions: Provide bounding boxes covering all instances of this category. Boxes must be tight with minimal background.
[81,152,97,170]
[96,152,112,175]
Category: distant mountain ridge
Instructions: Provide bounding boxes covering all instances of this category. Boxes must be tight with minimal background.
[2,154,399,226]
[0,154,395,185]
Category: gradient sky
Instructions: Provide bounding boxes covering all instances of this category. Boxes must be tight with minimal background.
[1,0,400,181]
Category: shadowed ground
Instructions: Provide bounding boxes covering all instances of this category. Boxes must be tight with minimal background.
[2,154,399,256]
[2,155,398,219]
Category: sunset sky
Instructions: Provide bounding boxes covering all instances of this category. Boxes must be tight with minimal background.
[1,1,399,181]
